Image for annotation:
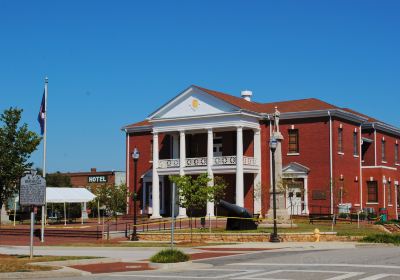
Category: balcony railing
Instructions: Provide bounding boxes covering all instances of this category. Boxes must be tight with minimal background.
[158,156,257,168]
[214,156,236,165]
[158,159,180,169]
[186,157,207,167]
[243,156,257,166]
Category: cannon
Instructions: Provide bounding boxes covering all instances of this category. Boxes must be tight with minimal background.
[219,200,258,230]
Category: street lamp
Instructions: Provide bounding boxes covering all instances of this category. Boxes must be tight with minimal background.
[131,147,140,241]
[269,137,280,243]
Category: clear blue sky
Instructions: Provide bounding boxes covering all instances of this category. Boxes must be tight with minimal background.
[1,1,399,173]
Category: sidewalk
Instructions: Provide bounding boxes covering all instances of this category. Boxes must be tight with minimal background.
[0,241,361,278]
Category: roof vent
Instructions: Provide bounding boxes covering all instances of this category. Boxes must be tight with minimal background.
[241,90,252,102]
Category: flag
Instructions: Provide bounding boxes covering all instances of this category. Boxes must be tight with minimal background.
[38,90,45,135]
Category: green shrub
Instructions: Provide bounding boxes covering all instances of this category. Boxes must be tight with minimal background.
[338,213,348,219]
[150,249,190,263]
[368,213,377,219]
[361,234,400,245]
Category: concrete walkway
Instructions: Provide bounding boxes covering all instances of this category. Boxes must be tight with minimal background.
[0,242,358,261]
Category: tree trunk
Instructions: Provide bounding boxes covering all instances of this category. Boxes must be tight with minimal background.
[190,209,193,244]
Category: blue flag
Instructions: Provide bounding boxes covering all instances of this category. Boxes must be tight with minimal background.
[38,91,45,135]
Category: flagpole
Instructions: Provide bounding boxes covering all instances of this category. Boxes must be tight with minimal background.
[41,77,48,243]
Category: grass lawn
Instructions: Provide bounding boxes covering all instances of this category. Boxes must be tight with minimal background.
[158,219,385,236]
[0,255,98,273]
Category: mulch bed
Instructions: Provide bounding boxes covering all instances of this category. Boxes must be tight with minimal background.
[70,262,154,274]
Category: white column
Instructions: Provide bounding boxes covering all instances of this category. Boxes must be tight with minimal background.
[142,182,146,214]
[253,129,262,215]
[236,126,244,207]
[395,183,399,220]
[383,181,386,208]
[178,130,187,217]
[151,131,161,219]
[207,128,215,217]
[304,177,309,214]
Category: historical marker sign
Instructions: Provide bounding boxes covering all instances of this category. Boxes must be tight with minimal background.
[20,173,46,206]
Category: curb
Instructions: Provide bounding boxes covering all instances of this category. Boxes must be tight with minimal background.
[32,257,121,267]
[355,242,397,248]
[0,266,89,279]
[0,257,121,279]
[149,261,213,270]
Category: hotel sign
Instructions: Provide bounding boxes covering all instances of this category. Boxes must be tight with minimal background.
[88,175,108,183]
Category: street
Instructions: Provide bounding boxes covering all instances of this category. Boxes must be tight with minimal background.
[43,245,400,280]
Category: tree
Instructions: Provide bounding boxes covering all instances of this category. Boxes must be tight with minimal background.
[169,173,226,241]
[45,172,72,187]
[88,184,129,219]
[0,108,41,210]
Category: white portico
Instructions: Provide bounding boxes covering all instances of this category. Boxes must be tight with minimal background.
[147,86,263,219]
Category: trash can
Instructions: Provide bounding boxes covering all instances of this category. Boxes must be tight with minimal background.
[379,208,388,222]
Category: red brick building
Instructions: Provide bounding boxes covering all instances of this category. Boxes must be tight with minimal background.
[60,168,126,188]
[123,85,400,220]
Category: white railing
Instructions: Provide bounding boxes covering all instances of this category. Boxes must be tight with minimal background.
[213,156,237,165]
[186,157,207,167]
[158,156,258,168]
[158,159,180,169]
[243,156,257,166]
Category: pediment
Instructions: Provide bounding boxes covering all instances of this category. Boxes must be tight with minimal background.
[283,162,310,175]
[148,86,240,120]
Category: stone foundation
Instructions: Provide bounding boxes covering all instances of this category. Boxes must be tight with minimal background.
[137,232,361,242]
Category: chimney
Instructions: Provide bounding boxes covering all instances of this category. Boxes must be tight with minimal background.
[241,90,252,102]
[90,168,97,173]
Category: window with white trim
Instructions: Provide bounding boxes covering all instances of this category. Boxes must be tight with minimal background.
[367,181,378,203]
[382,139,386,162]
[353,132,358,156]
[288,129,299,153]
[338,128,343,153]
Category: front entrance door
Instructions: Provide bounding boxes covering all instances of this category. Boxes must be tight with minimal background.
[284,178,305,215]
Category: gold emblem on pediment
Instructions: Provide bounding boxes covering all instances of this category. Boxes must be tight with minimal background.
[191,99,199,110]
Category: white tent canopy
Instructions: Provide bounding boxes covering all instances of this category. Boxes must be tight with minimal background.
[46,187,96,203]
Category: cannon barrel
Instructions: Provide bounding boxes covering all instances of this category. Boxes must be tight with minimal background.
[218,199,258,230]
[219,200,252,218]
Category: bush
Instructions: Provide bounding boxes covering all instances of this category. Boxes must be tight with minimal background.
[361,234,400,245]
[150,249,190,263]
[338,213,348,219]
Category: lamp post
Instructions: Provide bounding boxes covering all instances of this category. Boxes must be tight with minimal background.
[269,136,280,243]
[131,147,140,241]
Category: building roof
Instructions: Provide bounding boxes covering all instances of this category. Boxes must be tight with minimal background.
[123,85,399,134]
[341,108,379,123]
[192,85,267,113]
[124,120,151,129]
[193,85,338,114]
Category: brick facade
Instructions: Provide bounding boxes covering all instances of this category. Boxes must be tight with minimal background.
[123,85,400,220]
